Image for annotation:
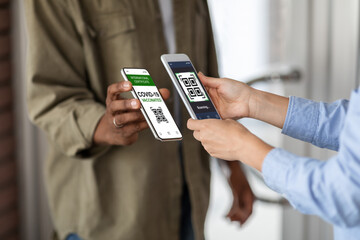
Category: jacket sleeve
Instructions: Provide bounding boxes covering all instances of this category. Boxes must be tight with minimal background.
[282,96,349,151]
[25,0,107,157]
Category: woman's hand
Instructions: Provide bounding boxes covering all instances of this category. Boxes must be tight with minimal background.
[198,72,255,120]
[199,72,289,129]
[187,118,273,171]
[93,81,170,146]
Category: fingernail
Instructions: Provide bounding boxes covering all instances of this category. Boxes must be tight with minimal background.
[123,82,130,88]
[131,100,138,107]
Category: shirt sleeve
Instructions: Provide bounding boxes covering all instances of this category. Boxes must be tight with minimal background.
[25,0,107,158]
[282,96,349,151]
[263,89,360,228]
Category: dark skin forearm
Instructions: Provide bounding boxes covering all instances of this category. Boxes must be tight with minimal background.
[222,160,254,224]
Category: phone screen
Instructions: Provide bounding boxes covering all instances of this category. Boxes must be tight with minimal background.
[168,61,220,119]
[124,68,182,140]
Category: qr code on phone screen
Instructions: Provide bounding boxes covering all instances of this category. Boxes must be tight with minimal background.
[176,72,209,102]
[150,107,169,123]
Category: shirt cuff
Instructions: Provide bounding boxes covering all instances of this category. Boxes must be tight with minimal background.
[262,148,296,194]
[282,96,319,143]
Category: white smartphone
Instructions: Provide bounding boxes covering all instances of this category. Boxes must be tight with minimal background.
[121,67,182,142]
[161,54,221,120]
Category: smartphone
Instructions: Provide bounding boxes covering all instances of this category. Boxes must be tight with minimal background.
[121,68,182,141]
[161,54,221,120]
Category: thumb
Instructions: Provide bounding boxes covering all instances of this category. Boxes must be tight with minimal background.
[187,118,201,130]
[159,88,171,100]
[198,72,222,88]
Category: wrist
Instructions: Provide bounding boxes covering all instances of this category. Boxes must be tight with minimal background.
[248,88,262,119]
[93,115,111,146]
[248,89,289,128]
[236,132,273,171]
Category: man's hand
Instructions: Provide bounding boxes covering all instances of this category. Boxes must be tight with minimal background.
[93,81,170,146]
[187,118,273,171]
[198,72,255,120]
[226,162,254,225]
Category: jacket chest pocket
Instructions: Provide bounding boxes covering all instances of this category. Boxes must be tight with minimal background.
[93,13,136,39]
[91,13,142,85]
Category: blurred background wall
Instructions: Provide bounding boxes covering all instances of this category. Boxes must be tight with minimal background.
[3,0,360,240]
[11,0,52,239]
[0,0,19,239]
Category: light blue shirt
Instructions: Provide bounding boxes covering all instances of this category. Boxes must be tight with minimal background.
[262,88,360,240]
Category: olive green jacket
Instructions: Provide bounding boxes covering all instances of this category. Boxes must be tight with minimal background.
[25,0,218,239]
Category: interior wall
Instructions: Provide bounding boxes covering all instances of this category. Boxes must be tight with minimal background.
[11,0,53,239]
[0,0,20,239]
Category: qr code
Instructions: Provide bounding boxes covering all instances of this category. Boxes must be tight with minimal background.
[150,107,169,124]
[176,72,209,102]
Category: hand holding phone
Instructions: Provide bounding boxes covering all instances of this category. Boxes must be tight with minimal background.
[195,72,253,120]
[93,81,149,146]
[161,54,221,120]
[121,68,182,142]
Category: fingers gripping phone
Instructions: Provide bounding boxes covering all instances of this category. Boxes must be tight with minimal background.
[121,68,182,141]
[161,54,221,120]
